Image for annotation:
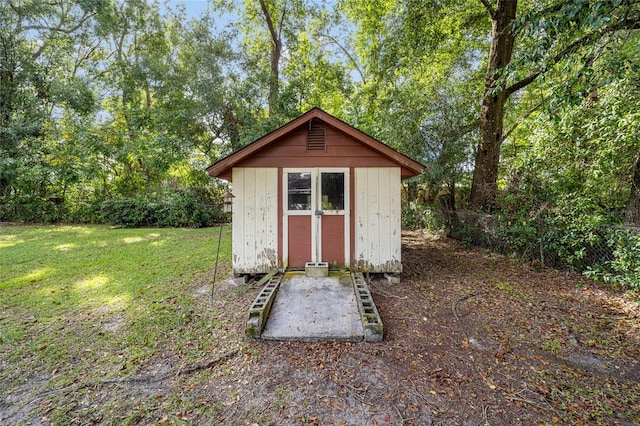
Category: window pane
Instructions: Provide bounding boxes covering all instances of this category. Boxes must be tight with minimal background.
[321,173,344,210]
[288,172,311,210]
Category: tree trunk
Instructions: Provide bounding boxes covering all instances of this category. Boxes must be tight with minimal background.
[469,0,518,211]
[0,33,16,144]
[625,152,640,225]
[222,101,241,151]
[259,0,281,117]
[270,39,281,116]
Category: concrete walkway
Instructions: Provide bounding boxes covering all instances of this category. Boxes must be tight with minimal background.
[261,272,364,341]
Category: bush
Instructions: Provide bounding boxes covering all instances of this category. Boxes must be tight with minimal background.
[100,188,223,228]
[452,204,640,291]
[0,196,66,224]
[65,202,103,224]
[538,212,614,271]
[402,201,445,232]
[585,229,640,291]
[100,197,155,227]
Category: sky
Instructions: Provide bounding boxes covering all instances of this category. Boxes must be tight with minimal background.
[163,0,239,33]
[165,0,210,19]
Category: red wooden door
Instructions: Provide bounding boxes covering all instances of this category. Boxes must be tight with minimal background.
[319,171,347,267]
[284,169,349,269]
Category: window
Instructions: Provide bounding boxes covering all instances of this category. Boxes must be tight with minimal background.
[321,172,344,210]
[288,172,311,210]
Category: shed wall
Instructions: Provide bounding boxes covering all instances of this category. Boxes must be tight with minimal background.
[232,167,278,273]
[353,167,402,273]
[234,127,399,169]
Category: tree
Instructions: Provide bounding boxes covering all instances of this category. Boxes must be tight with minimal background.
[469,0,640,210]
[0,0,101,220]
[340,0,485,198]
[162,12,243,157]
[258,0,283,117]
[469,0,517,210]
[215,0,307,118]
[215,0,349,122]
[627,154,640,224]
[495,24,640,225]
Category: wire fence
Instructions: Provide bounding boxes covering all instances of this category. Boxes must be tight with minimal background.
[450,210,640,287]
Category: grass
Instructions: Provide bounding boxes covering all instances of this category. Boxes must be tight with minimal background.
[0,224,232,395]
[4,225,639,425]
[541,339,563,355]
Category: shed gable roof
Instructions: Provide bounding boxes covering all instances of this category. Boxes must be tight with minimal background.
[207,107,424,179]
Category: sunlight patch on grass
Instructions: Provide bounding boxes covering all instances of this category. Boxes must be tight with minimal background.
[37,285,61,297]
[54,243,77,251]
[0,234,24,248]
[102,293,131,309]
[76,274,110,290]
[123,236,145,244]
[45,225,96,235]
[122,232,163,245]
[1,268,52,289]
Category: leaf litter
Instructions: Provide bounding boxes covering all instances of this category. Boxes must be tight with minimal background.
[1,231,639,425]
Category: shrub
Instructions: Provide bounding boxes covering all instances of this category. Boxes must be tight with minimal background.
[402,202,445,232]
[100,188,223,228]
[65,202,103,224]
[451,206,626,274]
[100,196,155,227]
[585,229,640,291]
[0,196,65,224]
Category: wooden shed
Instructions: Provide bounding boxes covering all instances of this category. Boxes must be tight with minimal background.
[207,107,424,275]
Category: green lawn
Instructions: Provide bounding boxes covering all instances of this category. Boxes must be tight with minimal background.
[0,225,233,414]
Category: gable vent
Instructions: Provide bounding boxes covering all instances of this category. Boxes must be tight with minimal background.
[307,119,326,151]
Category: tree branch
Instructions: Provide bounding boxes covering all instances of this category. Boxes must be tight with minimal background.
[477,0,495,18]
[535,1,566,19]
[73,39,102,76]
[259,0,278,46]
[30,10,95,61]
[317,33,366,83]
[504,15,640,98]
[503,97,546,141]
[277,0,288,40]
[504,45,606,140]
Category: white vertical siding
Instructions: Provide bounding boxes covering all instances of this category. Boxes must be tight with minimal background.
[232,167,278,274]
[354,167,402,272]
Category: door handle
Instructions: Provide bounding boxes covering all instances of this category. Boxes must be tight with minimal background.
[315,210,324,216]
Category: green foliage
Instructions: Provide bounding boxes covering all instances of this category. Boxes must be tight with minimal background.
[0,195,64,224]
[537,203,614,271]
[65,201,103,224]
[585,229,640,291]
[542,339,563,355]
[401,201,445,232]
[453,195,640,291]
[100,197,154,228]
[100,188,224,228]
[475,31,640,288]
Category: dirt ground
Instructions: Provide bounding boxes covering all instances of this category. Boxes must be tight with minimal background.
[3,231,640,425]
